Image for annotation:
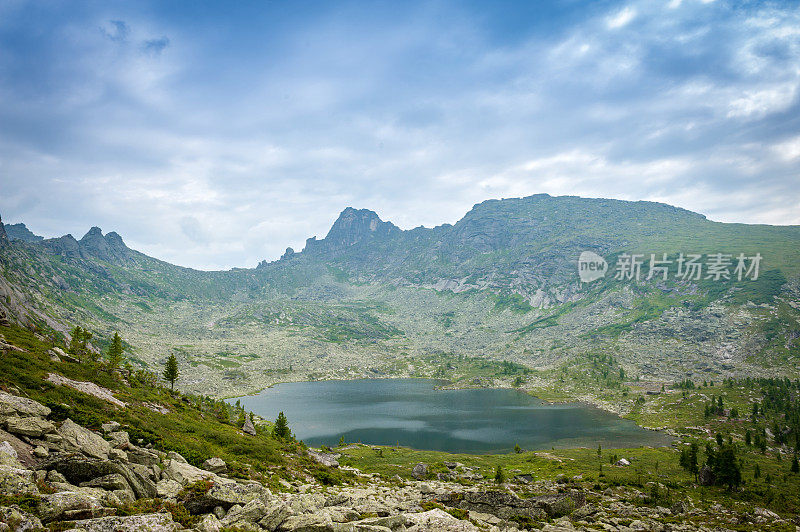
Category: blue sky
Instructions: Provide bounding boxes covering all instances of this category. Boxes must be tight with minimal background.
[1,0,799,270]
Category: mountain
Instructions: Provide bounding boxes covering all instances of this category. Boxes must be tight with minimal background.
[3,222,43,243]
[0,194,798,397]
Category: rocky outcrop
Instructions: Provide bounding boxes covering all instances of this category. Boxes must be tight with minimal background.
[3,222,43,243]
[46,373,126,408]
[303,207,400,255]
[0,215,9,248]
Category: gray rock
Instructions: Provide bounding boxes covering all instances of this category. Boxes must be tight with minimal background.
[0,464,38,495]
[242,415,257,435]
[0,392,50,420]
[309,449,340,468]
[100,421,120,433]
[80,473,130,492]
[37,491,103,522]
[277,513,334,531]
[46,457,157,499]
[156,479,183,499]
[70,512,180,531]
[127,446,160,467]
[107,430,130,448]
[162,458,215,486]
[259,502,294,531]
[196,513,223,532]
[202,456,227,474]
[57,419,112,459]
[0,505,44,531]
[5,416,55,438]
[411,462,428,480]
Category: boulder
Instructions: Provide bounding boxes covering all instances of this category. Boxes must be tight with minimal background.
[404,508,478,531]
[614,458,631,466]
[196,513,223,532]
[37,491,103,522]
[242,415,257,435]
[57,418,112,459]
[0,392,50,420]
[80,473,131,492]
[259,502,294,531]
[69,512,181,531]
[202,456,227,474]
[163,458,215,486]
[0,464,38,495]
[126,446,160,466]
[411,462,428,480]
[220,496,272,528]
[156,478,183,499]
[101,421,121,433]
[308,450,339,468]
[47,457,157,499]
[0,505,44,531]
[5,416,56,438]
[277,513,334,531]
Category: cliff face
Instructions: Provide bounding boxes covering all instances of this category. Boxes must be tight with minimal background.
[0,214,8,247]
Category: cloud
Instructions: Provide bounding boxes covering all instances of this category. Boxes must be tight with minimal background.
[0,0,798,269]
[143,36,169,56]
[101,20,130,42]
[606,7,637,29]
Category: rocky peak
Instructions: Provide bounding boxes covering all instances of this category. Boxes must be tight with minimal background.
[306,207,399,253]
[4,222,44,243]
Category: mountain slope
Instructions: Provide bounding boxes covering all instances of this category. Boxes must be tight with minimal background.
[0,194,798,396]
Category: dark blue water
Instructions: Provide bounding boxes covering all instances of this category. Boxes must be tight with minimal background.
[231,379,671,453]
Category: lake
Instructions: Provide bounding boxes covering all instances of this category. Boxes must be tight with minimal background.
[231,378,671,453]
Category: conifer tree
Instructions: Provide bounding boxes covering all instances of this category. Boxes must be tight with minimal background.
[164,354,179,391]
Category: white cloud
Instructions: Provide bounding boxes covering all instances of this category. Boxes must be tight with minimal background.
[606,7,637,29]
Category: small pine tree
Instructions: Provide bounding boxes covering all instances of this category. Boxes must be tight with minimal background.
[791,455,799,474]
[105,332,124,373]
[494,465,505,484]
[163,354,179,391]
[339,436,345,447]
[514,443,522,454]
[273,411,291,439]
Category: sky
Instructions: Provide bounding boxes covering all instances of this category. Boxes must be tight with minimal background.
[0,0,799,270]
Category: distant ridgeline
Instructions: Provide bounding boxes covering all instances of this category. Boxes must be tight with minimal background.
[1,194,799,394]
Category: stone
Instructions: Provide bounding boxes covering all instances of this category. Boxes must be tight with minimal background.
[0,506,44,531]
[242,415,257,435]
[411,462,428,480]
[107,430,130,448]
[37,491,103,522]
[167,450,188,463]
[259,502,294,531]
[0,464,38,495]
[5,416,55,438]
[277,513,334,531]
[202,456,227,474]
[0,392,51,420]
[196,513,223,532]
[45,373,126,408]
[109,448,127,461]
[309,449,340,468]
[47,456,157,499]
[79,473,131,491]
[404,509,478,531]
[57,418,112,459]
[615,458,631,466]
[163,459,209,486]
[101,421,121,433]
[156,478,183,498]
[0,441,18,462]
[70,513,181,531]
[33,445,49,458]
[126,446,160,466]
